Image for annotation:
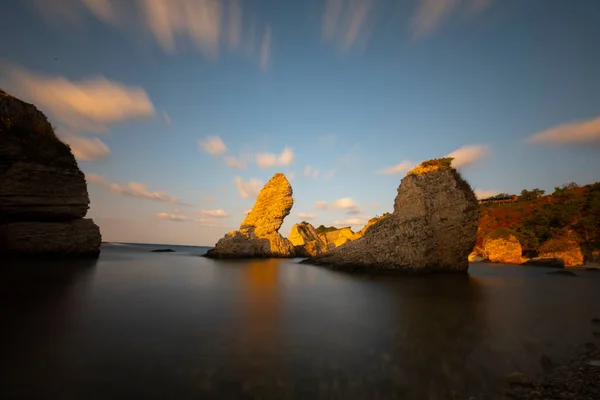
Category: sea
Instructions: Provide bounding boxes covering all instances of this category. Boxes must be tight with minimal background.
[2,242,600,399]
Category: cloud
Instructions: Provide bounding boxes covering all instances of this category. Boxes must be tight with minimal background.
[318,134,337,149]
[201,209,229,218]
[163,111,172,126]
[377,160,415,175]
[224,155,246,169]
[527,116,600,146]
[86,173,188,205]
[411,0,494,38]
[260,25,271,71]
[60,135,110,161]
[370,203,379,209]
[256,147,294,168]
[315,201,328,210]
[234,177,263,198]
[446,144,489,168]
[243,209,252,215]
[156,212,189,222]
[7,66,155,133]
[474,189,499,199]
[203,197,215,203]
[81,0,117,24]
[346,209,361,215]
[332,217,368,227]
[287,172,295,181]
[322,0,374,51]
[331,197,358,210]
[303,165,320,178]
[296,213,317,220]
[199,136,228,156]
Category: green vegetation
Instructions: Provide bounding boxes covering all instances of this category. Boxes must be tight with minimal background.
[315,225,338,234]
[478,182,600,257]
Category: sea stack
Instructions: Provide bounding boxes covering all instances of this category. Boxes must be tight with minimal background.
[205,173,295,258]
[303,158,479,273]
[0,89,101,257]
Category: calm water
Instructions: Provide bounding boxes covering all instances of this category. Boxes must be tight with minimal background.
[2,243,600,399]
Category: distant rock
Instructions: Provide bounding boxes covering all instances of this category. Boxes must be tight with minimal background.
[0,89,101,257]
[482,228,523,264]
[205,173,295,259]
[151,248,175,253]
[319,226,358,250]
[303,158,479,273]
[522,258,565,268]
[538,232,585,267]
[289,222,327,257]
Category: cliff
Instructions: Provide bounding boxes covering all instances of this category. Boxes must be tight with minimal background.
[303,158,479,273]
[482,228,524,264]
[289,222,327,257]
[205,173,295,258]
[0,89,101,257]
[319,227,358,250]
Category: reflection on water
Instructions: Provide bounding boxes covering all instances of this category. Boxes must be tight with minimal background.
[2,249,600,399]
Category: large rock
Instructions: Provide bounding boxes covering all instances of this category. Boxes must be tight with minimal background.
[356,215,389,238]
[0,89,101,257]
[205,173,295,258]
[538,232,585,267]
[303,158,479,273]
[319,227,358,250]
[289,222,327,257]
[482,228,523,264]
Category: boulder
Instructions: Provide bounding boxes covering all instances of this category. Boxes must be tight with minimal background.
[289,222,327,257]
[303,158,479,273]
[538,232,585,267]
[205,173,295,258]
[482,228,523,264]
[0,89,101,257]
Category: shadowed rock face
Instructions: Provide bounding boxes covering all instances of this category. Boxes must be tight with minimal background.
[0,89,101,257]
[205,173,295,258]
[304,159,479,273]
[289,222,327,257]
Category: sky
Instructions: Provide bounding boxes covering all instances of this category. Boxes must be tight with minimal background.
[1,0,600,246]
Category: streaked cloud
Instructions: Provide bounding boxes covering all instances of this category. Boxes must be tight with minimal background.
[203,197,215,203]
[527,116,600,146]
[224,155,246,169]
[303,165,321,178]
[163,111,172,126]
[332,217,368,227]
[199,136,228,156]
[260,25,271,71]
[201,209,229,218]
[315,201,328,210]
[377,160,415,175]
[296,213,317,220]
[85,172,109,184]
[346,209,361,215]
[474,189,499,199]
[322,0,374,51]
[234,177,263,198]
[370,203,379,208]
[411,0,494,38]
[156,212,189,222]
[7,66,154,133]
[86,173,188,205]
[61,135,110,161]
[256,147,294,168]
[331,197,358,210]
[446,144,489,168]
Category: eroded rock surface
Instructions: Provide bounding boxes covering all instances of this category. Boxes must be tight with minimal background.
[289,222,327,257]
[538,232,585,267]
[304,158,479,273]
[319,227,358,250]
[205,173,295,258]
[482,228,523,264]
[0,89,101,257]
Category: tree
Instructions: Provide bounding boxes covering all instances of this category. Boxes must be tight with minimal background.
[519,188,545,202]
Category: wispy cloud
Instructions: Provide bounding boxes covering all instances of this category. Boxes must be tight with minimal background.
[474,189,499,199]
[201,209,229,218]
[315,201,328,210]
[203,197,215,203]
[331,197,358,210]
[163,111,172,126]
[224,155,246,169]
[199,136,228,156]
[332,217,368,227]
[322,0,374,51]
[303,165,320,178]
[234,177,263,199]
[156,212,189,222]
[527,116,600,146]
[60,135,110,161]
[256,147,294,168]
[411,0,494,38]
[377,160,415,175]
[296,213,317,220]
[86,173,189,205]
[446,144,489,168]
[370,203,379,209]
[260,25,271,71]
[7,66,154,133]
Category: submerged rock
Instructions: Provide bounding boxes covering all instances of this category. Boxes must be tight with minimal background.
[0,89,101,257]
[205,173,295,258]
[522,258,565,268]
[482,228,523,264]
[151,249,175,253]
[546,270,577,276]
[289,222,327,257]
[303,158,479,273]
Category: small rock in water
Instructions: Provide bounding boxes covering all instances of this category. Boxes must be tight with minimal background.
[151,248,175,252]
[545,270,577,276]
[588,360,600,367]
[506,372,534,387]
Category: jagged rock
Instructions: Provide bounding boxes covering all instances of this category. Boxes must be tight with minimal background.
[289,222,327,257]
[303,158,479,273]
[356,215,389,238]
[482,228,523,264]
[0,219,101,257]
[205,173,295,258]
[319,227,358,250]
[538,232,585,267]
[0,89,101,257]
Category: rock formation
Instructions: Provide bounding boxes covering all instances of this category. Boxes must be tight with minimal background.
[0,89,101,257]
[319,227,358,250]
[356,215,389,238]
[289,222,327,257]
[205,173,295,258]
[538,232,585,267]
[482,228,524,264]
[303,158,479,273]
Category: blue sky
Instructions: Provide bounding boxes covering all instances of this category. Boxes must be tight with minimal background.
[1,0,599,246]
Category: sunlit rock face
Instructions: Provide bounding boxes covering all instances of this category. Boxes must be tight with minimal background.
[538,231,585,267]
[0,89,101,257]
[319,227,357,250]
[289,222,327,257]
[304,159,480,273]
[482,229,523,264]
[205,173,295,258]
